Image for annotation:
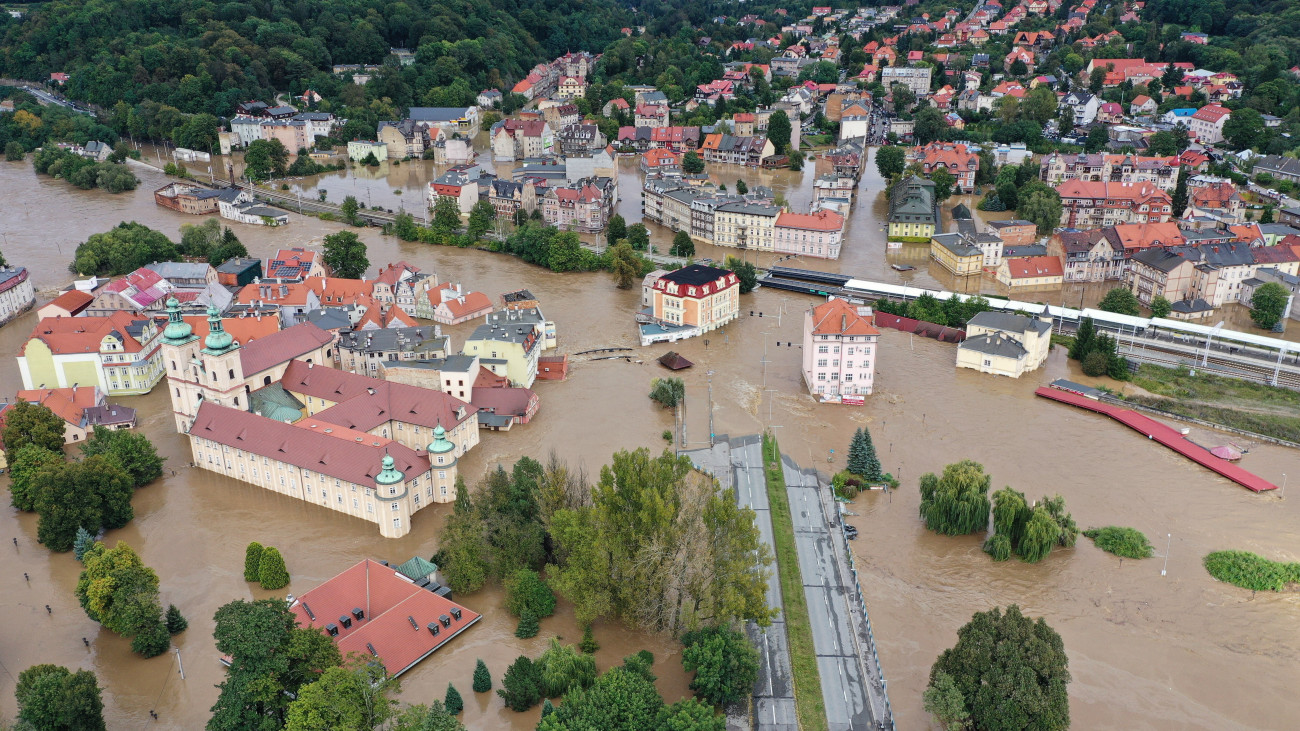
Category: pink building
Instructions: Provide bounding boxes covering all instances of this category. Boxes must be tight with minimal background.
[801,298,880,404]
[774,209,846,259]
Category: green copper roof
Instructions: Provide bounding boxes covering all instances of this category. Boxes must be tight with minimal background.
[394,556,439,581]
[162,297,196,344]
[203,305,235,353]
[376,454,405,485]
[427,424,454,454]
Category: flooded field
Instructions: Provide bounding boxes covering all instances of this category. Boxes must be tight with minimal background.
[0,151,1297,730]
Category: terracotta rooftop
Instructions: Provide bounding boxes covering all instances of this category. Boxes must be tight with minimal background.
[189,401,429,488]
[42,289,94,315]
[23,312,150,355]
[810,298,879,337]
[280,360,475,433]
[288,559,480,677]
[181,314,280,345]
[15,386,100,427]
[776,209,845,231]
[1003,256,1063,279]
[239,322,334,376]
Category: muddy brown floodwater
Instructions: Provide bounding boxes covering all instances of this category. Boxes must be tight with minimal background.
[0,150,1298,730]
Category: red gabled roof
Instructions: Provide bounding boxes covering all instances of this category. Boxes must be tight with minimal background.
[23,312,149,356]
[810,298,879,337]
[281,360,475,433]
[776,209,845,232]
[238,322,334,376]
[1003,256,1063,279]
[43,289,94,316]
[288,559,480,678]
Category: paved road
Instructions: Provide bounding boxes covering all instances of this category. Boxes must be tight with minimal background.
[783,457,890,730]
[686,437,797,731]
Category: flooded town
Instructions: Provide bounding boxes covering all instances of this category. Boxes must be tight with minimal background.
[1,2,1300,731]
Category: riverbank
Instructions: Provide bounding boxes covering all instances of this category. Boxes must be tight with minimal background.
[1125,364,1300,443]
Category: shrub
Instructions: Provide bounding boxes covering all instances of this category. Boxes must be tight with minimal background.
[983,533,1013,561]
[1081,350,1109,377]
[497,655,543,711]
[472,659,492,693]
[504,568,556,619]
[243,542,263,582]
[1203,550,1300,591]
[1083,527,1154,559]
[515,609,540,638]
[444,682,463,715]
[131,617,172,658]
[579,625,600,654]
[258,546,290,590]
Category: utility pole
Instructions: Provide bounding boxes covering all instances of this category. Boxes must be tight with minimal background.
[175,647,185,680]
[765,388,779,424]
[760,331,772,389]
[707,370,715,446]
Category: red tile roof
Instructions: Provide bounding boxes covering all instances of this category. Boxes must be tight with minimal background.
[189,402,429,488]
[23,312,149,355]
[15,386,100,427]
[280,360,475,432]
[437,290,492,319]
[776,209,845,231]
[1192,104,1230,123]
[41,289,94,316]
[182,314,280,345]
[239,322,334,376]
[289,560,480,677]
[810,298,879,337]
[1003,256,1063,279]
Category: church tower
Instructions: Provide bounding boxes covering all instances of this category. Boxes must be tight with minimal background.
[426,423,458,503]
[163,302,248,432]
[160,297,200,433]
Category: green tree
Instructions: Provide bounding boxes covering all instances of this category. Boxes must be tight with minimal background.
[392,211,421,241]
[767,111,791,155]
[680,626,759,707]
[1172,167,1189,217]
[321,230,368,279]
[389,702,465,731]
[536,639,598,698]
[505,568,556,618]
[1097,287,1141,316]
[609,241,641,288]
[547,230,585,273]
[209,599,342,731]
[930,168,956,203]
[473,659,492,693]
[445,683,464,715]
[15,664,106,731]
[258,546,290,590]
[1222,108,1265,151]
[210,227,248,265]
[37,456,134,551]
[735,179,748,194]
[80,427,163,488]
[179,217,223,260]
[7,444,63,511]
[649,377,685,408]
[682,151,705,174]
[788,152,803,171]
[658,698,725,730]
[468,199,496,240]
[1084,125,1109,153]
[498,655,543,711]
[914,106,946,145]
[1022,86,1059,125]
[922,670,970,731]
[1,401,66,454]
[1068,317,1095,361]
[5,140,25,161]
[76,541,170,656]
[1147,131,1179,157]
[725,256,758,294]
[875,145,906,179]
[929,605,1070,731]
[73,526,95,561]
[1150,296,1172,319]
[671,230,695,257]
[626,223,650,252]
[1250,282,1290,330]
[244,542,264,582]
[1018,189,1062,235]
[606,213,627,248]
[1261,207,1275,224]
[432,196,462,242]
[918,460,992,536]
[538,664,665,730]
[340,195,361,226]
[244,139,289,180]
[1082,350,1109,377]
[515,608,540,638]
[166,603,188,634]
[1089,66,1107,94]
[847,427,882,481]
[285,658,396,731]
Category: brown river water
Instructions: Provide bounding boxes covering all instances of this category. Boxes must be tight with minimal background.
[0,148,1297,729]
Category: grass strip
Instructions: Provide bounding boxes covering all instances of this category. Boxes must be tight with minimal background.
[1083,526,1154,559]
[1204,550,1300,592]
[1131,364,1300,410]
[1120,395,1300,443]
[762,433,827,731]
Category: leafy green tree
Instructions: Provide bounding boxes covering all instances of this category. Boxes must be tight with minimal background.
[244,139,289,180]
[1083,526,1154,558]
[1082,350,1109,377]
[682,152,705,174]
[445,683,464,715]
[392,211,421,241]
[537,664,665,730]
[472,659,492,693]
[72,222,179,276]
[210,227,248,265]
[258,546,290,590]
[515,608,540,638]
[547,230,585,273]
[1150,296,1172,319]
[536,639,598,698]
[606,214,628,248]
[922,670,970,731]
[725,256,758,294]
[1222,108,1265,151]
[5,140,25,161]
[918,460,992,536]
[339,195,361,226]
[7,444,63,511]
[1097,287,1141,316]
[244,542,264,582]
[1250,282,1290,330]
[649,377,685,408]
[680,626,758,707]
[36,456,134,551]
[505,568,556,618]
[788,153,803,171]
[929,168,956,203]
[389,702,465,731]
[735,179,748,194]
[132,615,172,657]
[1089,66,1107,94]
[1068,317,1095,361]
[929,605,1070,731]
[1017,188,1062,235]
[285,658,396,731]
[914,106,946,145]
[1147,131,1178,157]
[626,223,650,252]
[767,111,791,155]
[498,655,543,711]
[1084,124,1109,153]
[468,199,496,240]
[15,664,106,731]
[80,427,163,488]
[579,625,600,654]
[431,196,462,242]
[322,230,368,279]
[658,698,725,730]
[179,217,223,260]
[608,241,641,289]
[76,541,170,656]
[1022,86,1059,124]
[671,230,695,257]
[166,603,188,634]
[209,599,342,731]
[1,401,66,454]
[875,145,906,179]
[1172,167,1189,217]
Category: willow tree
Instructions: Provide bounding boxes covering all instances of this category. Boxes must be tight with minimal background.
[918,460,992,536]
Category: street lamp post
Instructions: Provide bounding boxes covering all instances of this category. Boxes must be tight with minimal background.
[1161,533,1172,577]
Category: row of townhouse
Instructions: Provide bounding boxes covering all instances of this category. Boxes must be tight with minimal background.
[910,142,981,194]
[1055,180,1174,229]
[228,111,339,150]
[1039,152,1180,192]
[698,133,776,166]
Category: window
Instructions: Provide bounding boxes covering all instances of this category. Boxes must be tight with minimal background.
[393,518,401,531]
[391,502,399,511]
[367,503,373,513]
[438,470,446,480]
[818,345,829,354]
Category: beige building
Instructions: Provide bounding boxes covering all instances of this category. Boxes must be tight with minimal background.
[995,256,1064,289]
[714,201,779,251]
[956,310,1052,378]
[930,233,983,276]
[642,265,740,345]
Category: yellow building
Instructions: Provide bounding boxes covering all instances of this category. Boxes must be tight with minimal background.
[347,140,388,162]
[996,256,1064,289]
[930,233,983,276]
[888,175,939,240]
[714,201,779,251]
[18,312,164,396]
[461,310,545,388]
[955,309,1053,378]
[640,264,741,345]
